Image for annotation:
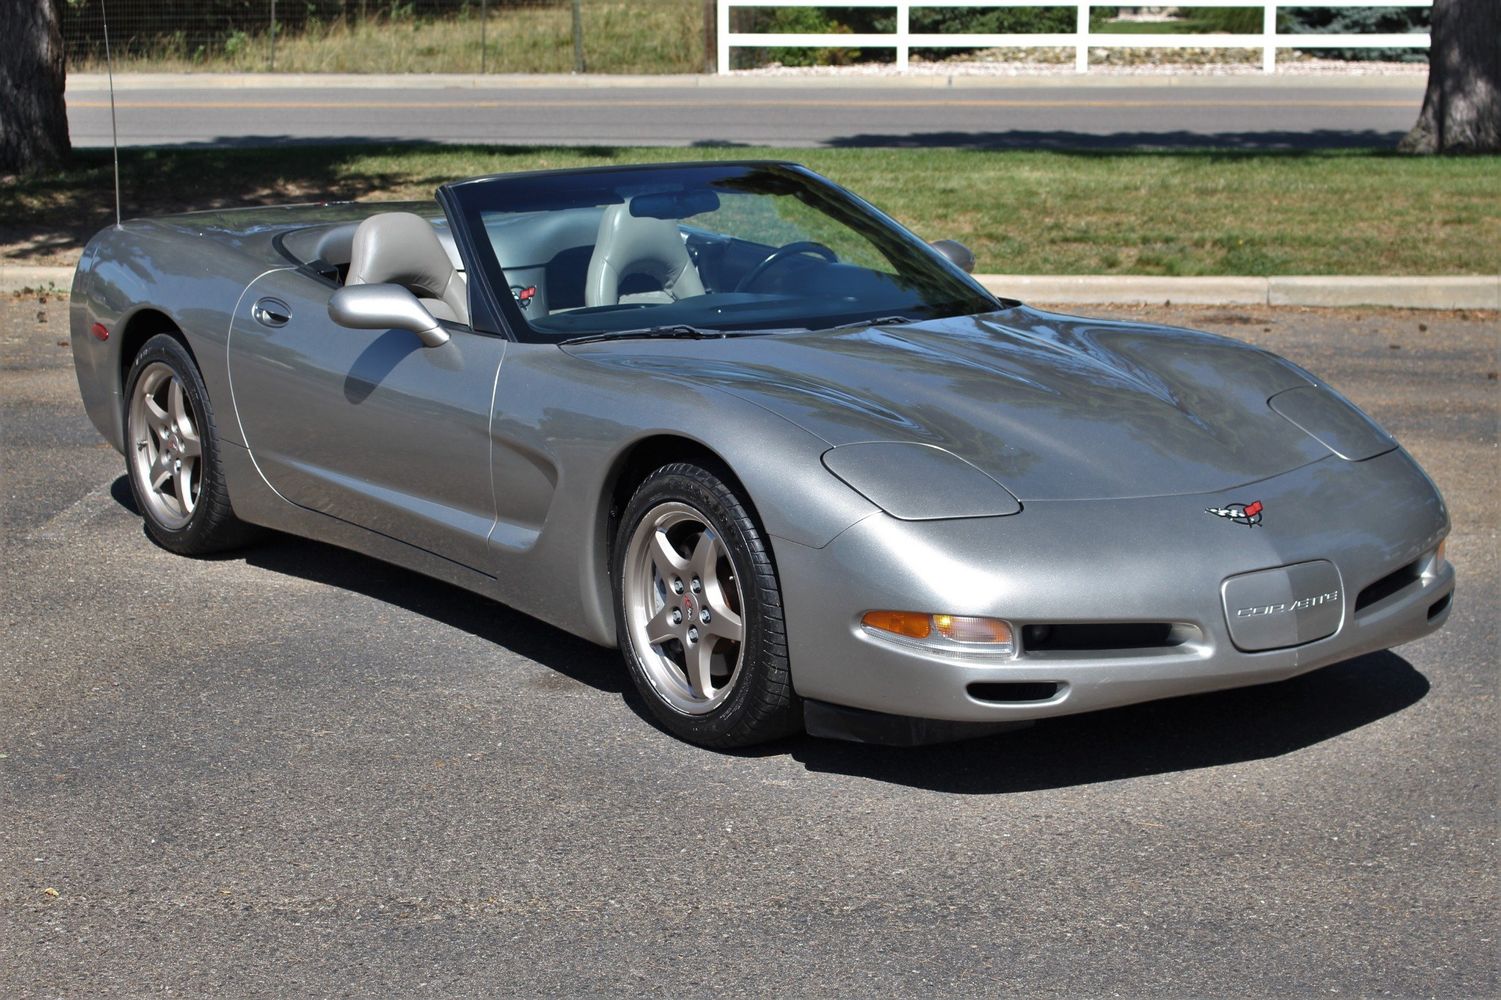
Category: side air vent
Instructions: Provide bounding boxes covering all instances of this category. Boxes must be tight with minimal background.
[967,682,1062,704]
[1355,559,1421,614]
[1021,622,1200,654]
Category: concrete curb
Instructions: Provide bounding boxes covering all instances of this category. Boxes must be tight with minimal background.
[976,274,1501,310]
[5,265,1494,309]
[64,71,1426,93]
[1264,275,1500,309]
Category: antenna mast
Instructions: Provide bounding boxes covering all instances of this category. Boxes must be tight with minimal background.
[102,0,121,228]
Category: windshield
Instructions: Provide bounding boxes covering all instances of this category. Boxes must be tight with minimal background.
[443,162,995,343]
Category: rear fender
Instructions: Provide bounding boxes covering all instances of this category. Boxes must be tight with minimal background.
[71,221,292,452]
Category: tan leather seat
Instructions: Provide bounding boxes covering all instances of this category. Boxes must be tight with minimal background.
[585,203,705,308]
[348,212,469,325]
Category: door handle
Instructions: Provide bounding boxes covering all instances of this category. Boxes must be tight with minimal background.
[251,297,292,328]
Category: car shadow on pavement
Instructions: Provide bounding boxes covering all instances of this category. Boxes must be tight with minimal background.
[110,475,140,515]
[110,477,634,699]
[783,650,1429,793]
[242,537,629,696]
[109,471,633,697]
[109,475,1430,787]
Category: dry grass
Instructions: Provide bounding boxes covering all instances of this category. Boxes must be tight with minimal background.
[69,2,706,76]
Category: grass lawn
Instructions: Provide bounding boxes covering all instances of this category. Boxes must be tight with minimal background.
[4,144,1495,275]
[69,1,707,76]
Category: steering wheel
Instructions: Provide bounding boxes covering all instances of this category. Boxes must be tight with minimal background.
[734,241,838,292]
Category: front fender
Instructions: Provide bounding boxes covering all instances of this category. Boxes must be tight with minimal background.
[485,343,879,646]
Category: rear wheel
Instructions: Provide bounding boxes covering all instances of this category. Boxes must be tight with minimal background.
[615,463,800,748]
[124,333,252,555]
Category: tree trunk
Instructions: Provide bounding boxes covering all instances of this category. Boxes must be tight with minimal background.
[1399,0,1501,153]
[0,0,71,174]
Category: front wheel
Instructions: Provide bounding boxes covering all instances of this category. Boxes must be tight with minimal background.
[124,333,253,555]
[614,463,801,748]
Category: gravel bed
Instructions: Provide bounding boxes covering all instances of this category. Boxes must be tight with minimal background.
[733,52,1429,79]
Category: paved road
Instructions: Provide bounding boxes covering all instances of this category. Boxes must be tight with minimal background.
[3,294,1496,996]
[65,78,1426,149]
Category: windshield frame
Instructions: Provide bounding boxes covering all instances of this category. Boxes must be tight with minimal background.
[439,161,998,345]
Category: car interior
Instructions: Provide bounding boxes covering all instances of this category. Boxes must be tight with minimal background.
[278,205,720,324]
[276,189,964,341]
[278,202,863,314]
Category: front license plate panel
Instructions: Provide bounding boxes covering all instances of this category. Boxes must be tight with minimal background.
[1222,560,1344,651]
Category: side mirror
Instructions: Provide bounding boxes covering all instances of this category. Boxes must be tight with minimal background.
[329,283,449,348]
[930,239,976,275]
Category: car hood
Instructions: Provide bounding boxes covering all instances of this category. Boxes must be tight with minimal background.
[567,306,1330,501]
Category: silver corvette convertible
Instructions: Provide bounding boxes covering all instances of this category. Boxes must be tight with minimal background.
[70,161,1454,747]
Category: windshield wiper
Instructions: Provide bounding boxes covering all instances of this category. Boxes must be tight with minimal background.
[815,315,918,334]
[560,324,727,346]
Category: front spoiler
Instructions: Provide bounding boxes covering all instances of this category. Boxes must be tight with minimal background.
[802,699,1033,746]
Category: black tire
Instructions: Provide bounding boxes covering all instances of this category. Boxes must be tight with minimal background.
[614,462,801,748]
[123,333,254,555]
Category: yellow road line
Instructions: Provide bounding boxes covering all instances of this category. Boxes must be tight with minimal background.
[69,97,1416,111]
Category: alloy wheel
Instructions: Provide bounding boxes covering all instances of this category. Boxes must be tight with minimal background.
[127,362,203,530]
[622,501,747,715]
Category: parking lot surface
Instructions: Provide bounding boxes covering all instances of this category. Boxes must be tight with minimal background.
[2,293,1496,997]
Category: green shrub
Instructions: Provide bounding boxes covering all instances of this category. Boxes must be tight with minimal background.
[910,6,1078,59]
[223,29,250,58]
[732,5,1089,67]
[767,7,859,67]
[1281,5,1429,61]
[909,6,1076,35]
[731,6,868,68]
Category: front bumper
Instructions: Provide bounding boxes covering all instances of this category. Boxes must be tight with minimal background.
[776,449,1452,724]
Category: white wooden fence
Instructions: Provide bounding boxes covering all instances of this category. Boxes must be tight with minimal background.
[716,0,1432,74]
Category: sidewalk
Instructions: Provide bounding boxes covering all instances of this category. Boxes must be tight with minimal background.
[6,263,1494,309]
[981,275,1500,310]
[64,71,1426,93]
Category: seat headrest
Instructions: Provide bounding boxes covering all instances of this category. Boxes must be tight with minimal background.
[348,212,456,301]
[585,202,704,307]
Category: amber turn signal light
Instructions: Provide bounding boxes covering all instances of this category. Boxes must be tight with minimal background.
[861,609,932,639]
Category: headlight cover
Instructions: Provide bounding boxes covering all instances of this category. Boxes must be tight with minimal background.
[822,442,1021,520]
[1268,385,1396,462]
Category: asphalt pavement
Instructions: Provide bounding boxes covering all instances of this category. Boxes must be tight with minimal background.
[64,75,1426,150]
[2,294,1497,997]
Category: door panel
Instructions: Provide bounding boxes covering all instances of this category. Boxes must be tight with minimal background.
[228,268,504,571]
